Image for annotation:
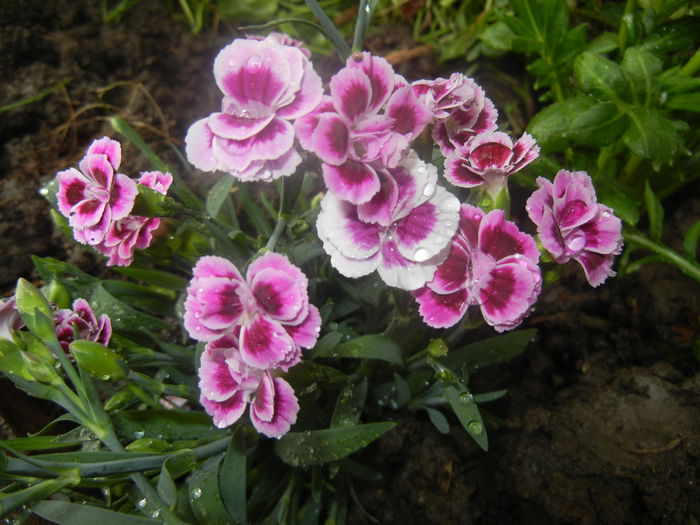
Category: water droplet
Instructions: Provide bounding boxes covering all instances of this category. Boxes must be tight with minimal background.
[467,420,483,434]
[459,392,473,404]
[191,488,202,499]
[134,430,145,439]
[414,247,431,262]
[150,510,161,519]
[601,210,611,218]
[136,498,147,509]
[423,183,435,196]
[39,187,49,196]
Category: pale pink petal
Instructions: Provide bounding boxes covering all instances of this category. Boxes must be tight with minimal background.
[79,154,114,188]
[252,372,275,422]
[311,113,350,165]
[239,314,294,369]
[56,168,88,217]
[413,286,469,329]
[322,161,380,205]
[345,52,395,113]
[109,173,138,221]
[478,209,539,262]
[194,255,245,281]
[201,391,248,429]
[199,343,240,402]
[444,155,484,188]
[276,59,324,119]
[285,304,321,349]
[185,117,218,172]
[138,171,173,194]
[357,170,399,226]
[317,193,382,258]
[250,266,307,323]
[234,147,301,182]
[579,206,623,254]
[511,132,540,171]
[250,376,299,438]
[385,86,431,139]
[71,198,107,229]
[294,96,334,151]
[427,240,469,294]
[192,278,245,330]
[208,112,275,141]
[86,137,122,170]
[330,67,372,123]
[525,177,555,225]
[377,240,439,291]
[212,118,295,168]
[575,251,616,287]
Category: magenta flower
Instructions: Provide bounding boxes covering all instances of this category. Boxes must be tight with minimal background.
[413,205,541,332]
[296,52,431,204]
[444,131,540,195]
[56,137,138,245]
[88,171,173,267]
[198,334,299,437]
[53,298,112,352]
[412,73,498,156]
[185,35,323,182]
[316,153,460,290]
[526,170,623,287]
[183,253,321,370]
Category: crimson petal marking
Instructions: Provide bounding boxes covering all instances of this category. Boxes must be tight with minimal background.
[79,154,114,188]
[575,251,616,287]
[56,169,88,216]
[71,198,107,229]
[357,169,399,226]
[346,52,395,113]
[317,193,381,258]
[444,155,483,188]
[109,173,138,221]
[478,209,539,262]
[87,137,121,170]
[579,206,623,254]
[322,161,380,205]
[468,141,513,172]
[413,287,468,329]
[239,315,293,369]
[193,255,244,281]
[458,204,485,250]
[428,241,469,294]
[250,377,299,438]
[285,304,321,350]
[198,346,240,402]
[200,391,248,429]
[276,60,324,120]
[385,86,431,138]
[476,261,538,331]
[251,268,305,322]
[252,373,275,422]
[195,279,245,331]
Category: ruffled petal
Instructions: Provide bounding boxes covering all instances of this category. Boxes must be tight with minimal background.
[56,168,88,217]
[330,67,373,123]
[199,343,240,402]
[575,251,616,287]
[250,376,299,438]
[357,169,399,226]
[311,113,350,165]
[185,117,218,172]
[109,173,138,221]
[579,206,623,255]
[444,155,484,188]
[276,59,324,119]
[427,240,469,294]
[208,112,275,141]
[79,154,114,188]
[249,266,307,323]
[200,390,248,429]
[317,193,382,258]
[239,314,294,369]
[345,52,395,113]
[385,86,431,139]
[86,137,122,170]
[322,160,380,205]
[285,304,321,349]
[478,209,539,262]
[413,286,468,329]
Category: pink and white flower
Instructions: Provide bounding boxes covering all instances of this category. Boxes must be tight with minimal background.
[412,73,498,156]
[184,253,321,370]
[526,170,623,287]
[53,298,112,352]
[185,35,323,182]
[296,52,431,204]
[56,137,138,245]
[0,297,23,341]
[413,205,541,332]
[89,171,173,267]
[444,131,540,194]
[316,153,460,290]
[198,334,299,437]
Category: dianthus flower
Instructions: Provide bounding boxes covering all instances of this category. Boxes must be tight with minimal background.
[413,205,541,332]
[0,297,23,341]
[53,298,112,352]
[316,153,460,290]
[56,137,138,245]
[296,52,431,204]
[88,171,173,266]
[185,35,323,182]
[184,253,321,370]
[412,73,498,156]
[444,131,539,195]
[198,334,299,437]
[526,170,623,287]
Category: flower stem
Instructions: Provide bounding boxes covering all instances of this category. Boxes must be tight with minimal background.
[624,228,700,282]
[679,48,700,77]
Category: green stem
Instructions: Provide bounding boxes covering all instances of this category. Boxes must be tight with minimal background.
[679,47,700,77]
[618,0,636,55]
[265,215,288,252]
[624,228,700,281]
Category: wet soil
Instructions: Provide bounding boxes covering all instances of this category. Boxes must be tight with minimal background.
[1,1,699,523]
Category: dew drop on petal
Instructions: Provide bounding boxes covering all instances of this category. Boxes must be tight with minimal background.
[414,247,431,262]
[191,488,202,499]
[422,183,436,197]
[136,498,147,509]
[601,210,611,218]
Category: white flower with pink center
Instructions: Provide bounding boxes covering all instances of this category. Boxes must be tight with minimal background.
[444,131,540,195]
[87,171,173,267]
[56,137,138,245]
[184,253,321,371]
[295,52,431,204]
[526,170,623,287]
[413,204,541,332]
[198,334,299,437]
[316,153,460,290]
[412,73,498,156]
[185,35,323,182]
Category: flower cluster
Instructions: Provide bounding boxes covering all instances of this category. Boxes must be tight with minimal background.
[184,253,321,437]
[527,170,623,287]
[56,138,172,266]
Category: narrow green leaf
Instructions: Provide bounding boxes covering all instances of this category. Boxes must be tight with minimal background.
[33,501,161,525]
[472,389,508,403]
[90,283,169,334]
[113,410,228,441]
[442,329,537,372]
[303,0,351,59]
[187,454,231,524]
[69,340,126,381]
[219,427,246,525]
[643,181,665,242]
[313,334,402,364]
[157,459,178,508]
[666,92,700,113]
[275,422,396,466]
[425,407,450,434]
[206,174,236,219]
[236,184,273,238]
[682,220,700,261]
[112,267,188,291]
[445,386,488,451]
[0,475,77,516]
[330,378,367,427]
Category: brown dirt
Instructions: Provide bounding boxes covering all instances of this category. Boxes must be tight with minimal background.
[1,1,699,524]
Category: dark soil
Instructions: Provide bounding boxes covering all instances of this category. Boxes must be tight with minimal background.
[1,1,699,524]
